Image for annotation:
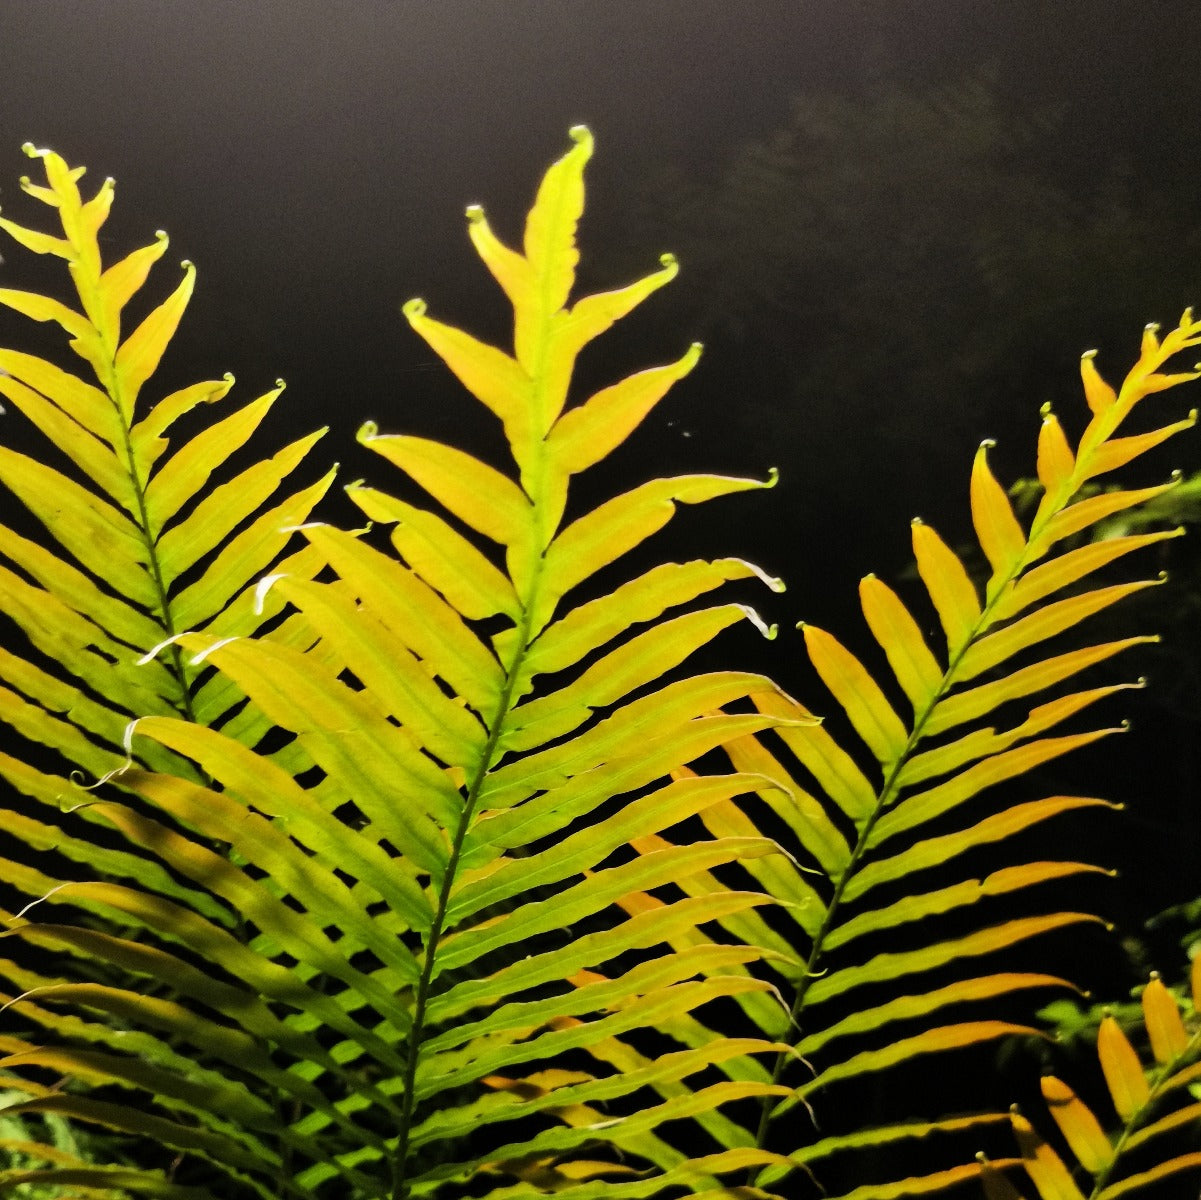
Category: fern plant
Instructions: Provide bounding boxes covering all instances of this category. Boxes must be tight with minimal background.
[0,130,806,1198]
[0,130,1198,1200]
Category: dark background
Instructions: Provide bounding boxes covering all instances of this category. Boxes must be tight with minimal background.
[1,0,1197,983]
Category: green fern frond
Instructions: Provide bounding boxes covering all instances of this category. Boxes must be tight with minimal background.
[0,144,334,912]
[1,131,802,1198]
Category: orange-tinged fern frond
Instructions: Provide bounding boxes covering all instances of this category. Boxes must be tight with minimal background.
[987,969,1201,1199]
[751,319,1198,1191]
[576,314,1199,1197]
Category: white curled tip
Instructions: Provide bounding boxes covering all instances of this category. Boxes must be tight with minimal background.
[254,573,288,615]
[13,882,76,923]
[465,203,485,223]
[189,636,240,666]
[357,419,381,443]
[738,604,777,640]
[137,633,188,666]
[744,560,786,593]
[66,719,142,800]
[401,298,427,321]
[0,983,74,1016]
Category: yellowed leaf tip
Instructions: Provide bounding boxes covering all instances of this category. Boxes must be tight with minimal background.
[403,297,428,320]
[660,252,678,269]
[357,420,380,443]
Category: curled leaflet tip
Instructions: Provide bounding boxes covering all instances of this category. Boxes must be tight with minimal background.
[14,883,74,923]
[189,636,239,666]
[137,634,186,665]
[254,574,287,615]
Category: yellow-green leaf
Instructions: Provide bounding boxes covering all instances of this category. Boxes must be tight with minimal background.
[1142,974,1190,1064]
[859,573,944,712]
[1097,1013,1150,1121]
[1036,410,1076,498]
[803,623,909,765]
[548,343,702,474]
[911,518,981,654]
[346,484,520,621]
[359,427,532,548]
[113,261,196,412]
[971,440,1026,581]
[956,580,1159,682]
[1011,1110,1088,1200]
[1040,1075,1113,1174]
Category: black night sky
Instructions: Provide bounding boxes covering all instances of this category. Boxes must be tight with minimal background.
[1,2,1198,966]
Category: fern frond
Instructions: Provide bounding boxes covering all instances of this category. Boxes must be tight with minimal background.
[581,315,1199,1194]
[0,147,337,1194]
[1,131,801,1198]
[735,315,1198,1188]
[0,145,334,905]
